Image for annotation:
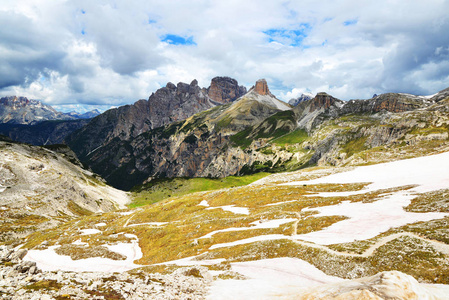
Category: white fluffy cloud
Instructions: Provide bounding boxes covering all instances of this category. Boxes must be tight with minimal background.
[1,0,448,110]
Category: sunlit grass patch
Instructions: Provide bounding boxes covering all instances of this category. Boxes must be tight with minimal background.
[25,280,62,291]
[129,173,270,208]
[405,189,449,212]
[296,216,348,235]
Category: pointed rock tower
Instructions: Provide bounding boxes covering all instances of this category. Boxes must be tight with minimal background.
[254,79,270,95]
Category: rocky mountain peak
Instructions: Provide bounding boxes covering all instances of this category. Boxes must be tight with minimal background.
[308,92,340,112]
[207,76,247,104]
[0,96,74,125]
[254,79,270,95]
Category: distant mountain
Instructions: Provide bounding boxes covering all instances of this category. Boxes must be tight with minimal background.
[0,96,101,126]
[66,76,247,161]
[288,92,314,106]
[63,109,101,119]
[0,96,69,124]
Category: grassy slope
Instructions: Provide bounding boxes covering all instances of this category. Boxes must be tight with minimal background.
[129,173,270,208]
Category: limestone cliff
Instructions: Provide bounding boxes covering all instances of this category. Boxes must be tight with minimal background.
[77,80,287,190]
[207,76,247,104]
[66,77,246,161]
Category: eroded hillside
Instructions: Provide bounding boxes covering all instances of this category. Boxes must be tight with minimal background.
[0,139,129,245]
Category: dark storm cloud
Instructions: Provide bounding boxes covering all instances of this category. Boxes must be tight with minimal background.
[0,11,66,89]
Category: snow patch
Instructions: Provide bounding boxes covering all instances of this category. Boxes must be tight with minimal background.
[207,205,249,215]
[211,152,449,248]
[24,242,142,273]
[119,211,134,215]
[296,193,448,245]
[199,200,209,207]
[72,239,88,246]
[208,258,344,300]
[200,219,294,239]
[95,222,107,227]
[79,229,101,235]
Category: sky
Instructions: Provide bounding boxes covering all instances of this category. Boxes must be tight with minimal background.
[1,0,449,113]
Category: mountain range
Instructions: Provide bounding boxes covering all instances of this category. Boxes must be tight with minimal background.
[2,76,449,299]
[65,78,449,190]
[2,78,449,191]
[0,96,101,125]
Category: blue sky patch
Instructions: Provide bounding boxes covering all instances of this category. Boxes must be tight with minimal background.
[161,34,196,46]
[81,29,86,35]
[343,19,357,26]
[264,24,311,47]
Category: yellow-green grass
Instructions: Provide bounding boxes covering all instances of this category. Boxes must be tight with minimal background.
[21,177,449,284]
[271,128,309,146]
[129,173,270,208]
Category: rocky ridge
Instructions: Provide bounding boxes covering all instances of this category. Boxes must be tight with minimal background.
[0,97,99,125]
[0,97,66,125]
[72,80,290,190]
[67,79,449,190]
[66,76,246,162]
[207,76,247,104]
[0,140,129,244]
[0,246,209,299]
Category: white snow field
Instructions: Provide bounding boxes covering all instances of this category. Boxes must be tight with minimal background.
[24,235,142,272]
[212,151,449,249]
[208,258,344,300]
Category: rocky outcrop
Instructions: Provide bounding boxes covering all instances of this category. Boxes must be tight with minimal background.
[254,79,270,95]
[341,93,429,115]
[207,76,247,104]
[0,245,209,299]
[309,92,340,112]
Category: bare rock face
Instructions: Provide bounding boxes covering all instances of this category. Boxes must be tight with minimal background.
[254,79,270,95]
[207,76,246,104]
[67,78,245,161]
[309,92,339,112]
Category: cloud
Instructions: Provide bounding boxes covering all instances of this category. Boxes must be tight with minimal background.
[0,0,449,111]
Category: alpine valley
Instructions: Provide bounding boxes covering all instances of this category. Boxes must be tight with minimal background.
[2,76,449,299]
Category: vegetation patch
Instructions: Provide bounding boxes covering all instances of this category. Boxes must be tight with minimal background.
[272,128,309,146]
[25,280,62,291]
[129,173,269,208]
[405,189,449,212]
[55,244,126,260]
